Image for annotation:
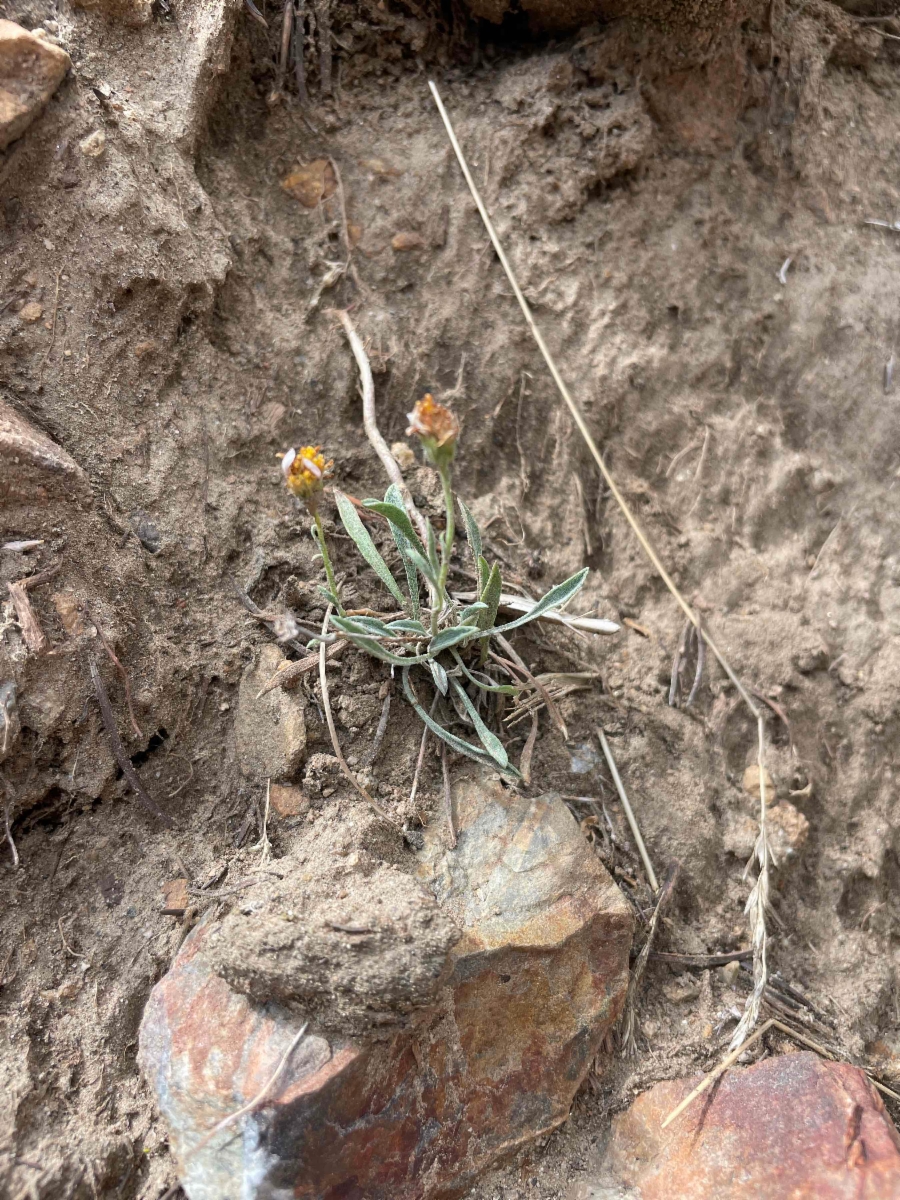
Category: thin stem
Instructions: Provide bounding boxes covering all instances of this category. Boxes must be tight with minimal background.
[313,511,343,615]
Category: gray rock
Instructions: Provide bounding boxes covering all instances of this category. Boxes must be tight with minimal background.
[234,645,306,782]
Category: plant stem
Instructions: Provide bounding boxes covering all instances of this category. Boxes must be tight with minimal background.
[313,511,343,615]
[437,465,455,604]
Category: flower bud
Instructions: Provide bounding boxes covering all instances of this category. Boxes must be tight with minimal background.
[406,394,459,468]
[281,445,332,512]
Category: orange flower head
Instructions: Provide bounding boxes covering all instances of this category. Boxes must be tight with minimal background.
[406,394,459,466]
[281,445,333,510]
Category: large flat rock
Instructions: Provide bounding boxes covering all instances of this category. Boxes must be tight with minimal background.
[606,1050,900,1199]
[139,773,633,1198]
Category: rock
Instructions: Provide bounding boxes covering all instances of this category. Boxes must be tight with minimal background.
[18,301,43,322]
[605,1051,900,1198]
[234,645,306,783]
[268,782,306,817]
[162,878,190,916]
[78,128,106,157]
[768,800,809,862]
[0,399,90,513]
[281,160,336,208]
[0,21,70,151]
[742,763,775,803]
[391,230,425,251]
[390,441,416,471]
[139,773,633,1199]
[71,0,152,27]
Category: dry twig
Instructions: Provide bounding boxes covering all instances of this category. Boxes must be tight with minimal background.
[597,728,659,893]
[430,80,772,1047]
[89,655,172,826]
[618,861,680,1054]
[82,606,143,739]
[331,309,428,543]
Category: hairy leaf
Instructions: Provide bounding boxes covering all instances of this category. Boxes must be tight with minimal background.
[485,568,589,636]
[430,659,449,695]
[401,669,520,777]
[333,490,406,608]
[477,553,491,598]
[450,678,508,768]
[478,562,503,631]
[383,485,421,620]
[451,650,518,695]
[428,624,479,655]
[457,496,482,565]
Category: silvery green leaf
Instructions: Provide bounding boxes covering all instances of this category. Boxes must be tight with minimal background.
[330,615,393,639]
[478,562,503,631]
[387,618,428,635]
[333,489,406,608]
[459,601,488,624]
[401,669,520,777]
[485,568,589,636]
[318,585,341,606]
[383,485,422,619]
[451,650,518,695]
[477,554,491,598]
[428,625,479,655]
[344,636,429,667]
[362,499,427,557]
[430,660,449,695]
[457,496,482,564]
[450,678,508,768]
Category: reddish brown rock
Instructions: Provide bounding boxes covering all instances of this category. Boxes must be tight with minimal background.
[0,21,70,150]
[139,774,633,1199]
[607,1051,900,1198]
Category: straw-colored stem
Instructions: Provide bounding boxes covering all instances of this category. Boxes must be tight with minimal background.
[597,728,659,893]
[429,78,770,1040]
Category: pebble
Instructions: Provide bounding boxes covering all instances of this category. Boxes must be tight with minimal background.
[79,129,106,157]
[0,20,71,151]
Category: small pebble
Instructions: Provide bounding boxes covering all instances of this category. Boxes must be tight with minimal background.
[79,129,106,158]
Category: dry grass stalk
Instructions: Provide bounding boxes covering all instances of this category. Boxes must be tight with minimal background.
[596,728,659,893]
[618,861,679,1054]
[430,79,771,1044]
[317,608,399,828]
[661,1016,900,1130]
[520,711,539,785]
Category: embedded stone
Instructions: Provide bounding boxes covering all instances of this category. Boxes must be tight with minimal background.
[0,21,70,150]
[606,1051,900,1198]
[234,645,306,782]
[0,399,90,512]
[138,773,633,1199]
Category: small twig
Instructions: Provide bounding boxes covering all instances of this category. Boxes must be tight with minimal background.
[314,0,332,95]
[331,309,428,543]
[686,624,706,707]
[318,608,399,827]
[3,797,18,869]
[58,917,86,959]
[7,581,46,653]
[256,640,345,698]
[492,636,567,739]
[693,425,711,482]
[274,0,293,95]
[441,742,456,848]
[158,1023,310,1199]
[243,0,269,27]
[408,716,430,808]
[367,691,392,765]
[82,606,143,739]
[618,860,680,1053]
[293,0,308,101]
[520,710,539,785]
[89,655,172,826]
[328,157,362,291]
[38,269,62,385]
[250,780,272,866]
[650,949,752,968]
[596,728,658,892]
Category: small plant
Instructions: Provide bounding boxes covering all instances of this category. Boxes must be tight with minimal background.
[282,396,588,779]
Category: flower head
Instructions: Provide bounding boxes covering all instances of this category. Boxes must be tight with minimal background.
[281,444,333,512]
[406,394,459,468]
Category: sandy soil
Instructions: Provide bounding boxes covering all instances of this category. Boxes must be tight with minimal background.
[2,0,900,1195]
